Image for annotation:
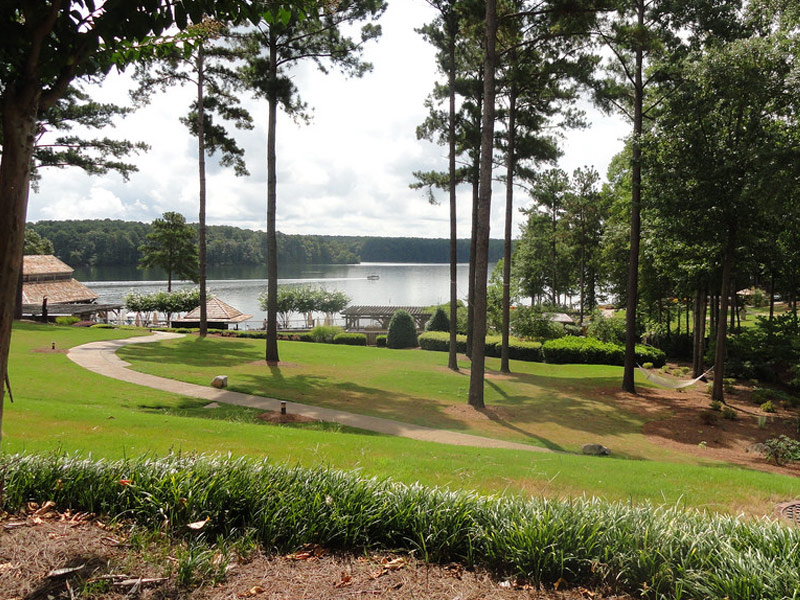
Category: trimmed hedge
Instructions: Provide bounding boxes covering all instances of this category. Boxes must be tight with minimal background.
[425,307,450,332]
[376,335,387,348]
[418,332,543,362]
[387,310,418,349]
[543,337,666,367]
[333,332,367,346]
[419,331,467,353]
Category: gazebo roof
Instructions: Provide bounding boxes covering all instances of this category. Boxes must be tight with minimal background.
[23,254,74,277]
[22,279,98,305]
[181,298,252,323]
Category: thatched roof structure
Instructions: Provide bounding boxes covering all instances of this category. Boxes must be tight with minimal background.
[22,255,98,304]
[177,298,252,325]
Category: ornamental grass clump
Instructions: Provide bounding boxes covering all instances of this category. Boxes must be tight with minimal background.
[2,453,800,600]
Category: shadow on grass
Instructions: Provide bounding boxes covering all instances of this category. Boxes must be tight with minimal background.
[119,336,259,369]
[136,397,383,436]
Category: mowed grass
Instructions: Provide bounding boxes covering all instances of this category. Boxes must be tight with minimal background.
[3,322,799,516]
[121,334,680,460]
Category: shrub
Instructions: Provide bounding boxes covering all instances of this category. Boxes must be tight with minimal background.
[333,333,367,346]
[642,362,654,370]
[376,335,387,348]
[586,310,626,344]
[386,310,418,349]
[89,323,115,329]
[298,332,314,342]
[543,337,623,365]
[760,401,777,413]
[308,325,343,344]
[510,306,565,340]
[506,339,543,362]
[425,307,450,332]
[418,331,467,353]
[723,378,736,393]
[55,316,80,326]
[709,400,722,411]
[722,407,737,420]
[763,435,800,465]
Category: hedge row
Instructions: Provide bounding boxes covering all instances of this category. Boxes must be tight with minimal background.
[418,332,665,367]
[333,333,367,346]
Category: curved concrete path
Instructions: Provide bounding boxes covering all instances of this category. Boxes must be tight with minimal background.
[68,333,548,453]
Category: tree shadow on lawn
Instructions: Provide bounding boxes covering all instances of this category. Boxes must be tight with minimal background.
[119,337,260,369]
[230,367,652,457]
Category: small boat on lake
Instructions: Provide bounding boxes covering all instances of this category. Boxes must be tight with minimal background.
[366,274,380,280]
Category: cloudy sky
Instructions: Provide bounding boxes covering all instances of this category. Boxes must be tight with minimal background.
[28,2,627,239]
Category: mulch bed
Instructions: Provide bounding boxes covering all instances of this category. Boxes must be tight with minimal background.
[1,510,632,600]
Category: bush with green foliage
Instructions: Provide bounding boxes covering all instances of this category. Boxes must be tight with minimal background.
[760,401,776,413]
[55,316,80,326]
[89,323,116,329]
[642,362,653,369]
[376,335,387,348]
[511,306,565,340]
[5,453,800,600]
[425,307,450,332]
[722,407,737,420]
[586,310,626,344]
[308,325,343,343]
[333,332,367,346]
[710,400,722,411]
[763,435,800,465]
[386,310,417,349]
[542,337,665,368]
[418,331,467,353]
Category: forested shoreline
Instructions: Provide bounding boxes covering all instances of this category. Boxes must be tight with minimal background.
[27,219,505,267]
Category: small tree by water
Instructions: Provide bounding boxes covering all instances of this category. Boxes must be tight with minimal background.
[387,310,418,349]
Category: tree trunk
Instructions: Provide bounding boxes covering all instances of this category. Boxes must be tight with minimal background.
[729,279,736,332]
[692,289,702,376]
[15,266,23,320]
[0,85,41,445]
[265,32,280,363]
[712,226,736,403]
[769,270,775,320]
[501,87,517,374]
[447,13,459,372]
[622,0,645,394]
[466,156,479,358]
[197,43,209,338]
[579,242,585,326]
[468,0,497,409]
[551,205,558,305]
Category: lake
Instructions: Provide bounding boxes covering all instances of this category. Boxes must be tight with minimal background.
[75,263,479,329]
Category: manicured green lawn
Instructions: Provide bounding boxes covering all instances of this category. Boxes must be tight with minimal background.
[119,334,682,460]
[4,322,799,516]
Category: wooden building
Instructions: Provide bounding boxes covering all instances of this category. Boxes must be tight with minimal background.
[22,255,98,305]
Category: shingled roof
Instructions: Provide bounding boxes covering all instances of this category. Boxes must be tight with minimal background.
[180,298,252,324]
[23,255,73,277]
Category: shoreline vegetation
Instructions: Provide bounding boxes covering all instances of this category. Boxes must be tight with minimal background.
[27,219,506,268]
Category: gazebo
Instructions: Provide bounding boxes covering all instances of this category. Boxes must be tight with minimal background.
[172,298,252,330]
[340,305,432,331]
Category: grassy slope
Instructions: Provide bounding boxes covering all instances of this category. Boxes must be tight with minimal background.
[4,322,799,515]
[120,334,681,460]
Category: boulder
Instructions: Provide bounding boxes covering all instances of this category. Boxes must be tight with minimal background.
[211,375,228,389]
[582,443,610,456]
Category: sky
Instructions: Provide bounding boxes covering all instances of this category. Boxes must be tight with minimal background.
[27,2,628,240]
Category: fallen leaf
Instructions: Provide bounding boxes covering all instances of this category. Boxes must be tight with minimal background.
[48,564,85,578]
[287,544,326,560]
[554,577,567,590]
[499,580,512,589]
[237,585,266,598]
[34,501,56,516]
[2,521,27,530]
[381,557,406,571]
[333,573,353,588]
[114,577,167,587]
[187,517,209,530]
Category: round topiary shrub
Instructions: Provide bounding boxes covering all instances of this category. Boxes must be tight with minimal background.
[386,309,418,349]
[426,307,450,332]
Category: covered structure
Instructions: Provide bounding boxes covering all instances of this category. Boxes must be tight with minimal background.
[544,312,575,325]
[22,255,98,305]
[341,305,432,331]
[172,297,252,330]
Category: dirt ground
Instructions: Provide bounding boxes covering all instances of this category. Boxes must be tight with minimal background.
[0,510,631,600]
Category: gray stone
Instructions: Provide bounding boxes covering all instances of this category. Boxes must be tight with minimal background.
[211,376,228,389]
[582,443,611,456]
[746,442,768,455]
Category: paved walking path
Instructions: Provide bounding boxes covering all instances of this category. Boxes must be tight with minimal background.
[68,333,549,453]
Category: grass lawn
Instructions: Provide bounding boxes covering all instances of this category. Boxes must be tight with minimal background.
[4,322,799,516]
[120,334,683,460]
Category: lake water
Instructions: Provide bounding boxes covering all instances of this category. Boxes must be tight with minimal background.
[76,263,478,329]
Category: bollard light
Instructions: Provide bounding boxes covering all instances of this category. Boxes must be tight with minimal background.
[280,401,287,415]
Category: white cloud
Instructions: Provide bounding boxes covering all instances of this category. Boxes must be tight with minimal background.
[27,2,627,240]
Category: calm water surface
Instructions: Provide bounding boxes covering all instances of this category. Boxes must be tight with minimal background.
[76,263,478,328]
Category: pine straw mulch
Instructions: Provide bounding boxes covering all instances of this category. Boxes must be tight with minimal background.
[0,508,632,600]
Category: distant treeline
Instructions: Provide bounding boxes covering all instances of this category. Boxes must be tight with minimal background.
[27,219,506,267]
